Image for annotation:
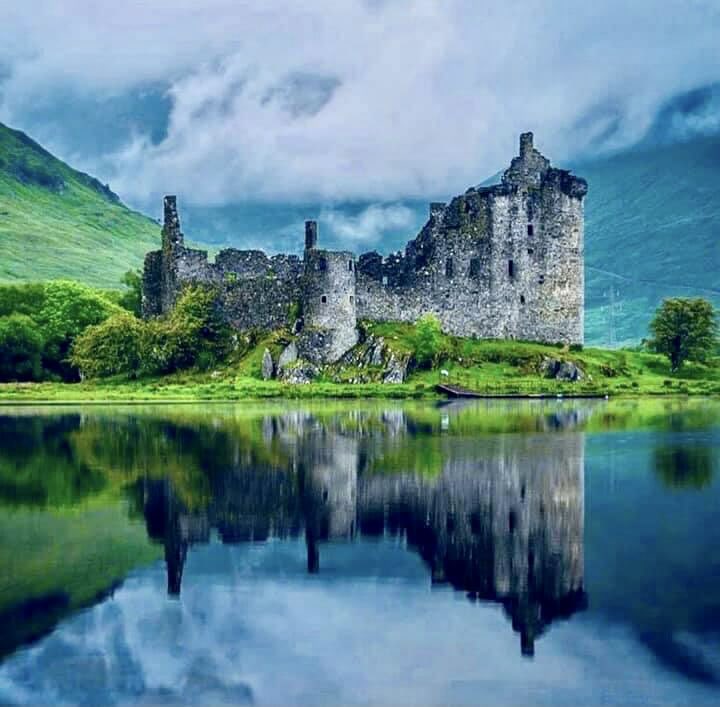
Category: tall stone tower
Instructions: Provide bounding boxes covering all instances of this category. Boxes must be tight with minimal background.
[493,132,587,343]
[300,221,359,363]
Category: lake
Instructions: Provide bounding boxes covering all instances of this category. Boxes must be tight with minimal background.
[0,398,719,705]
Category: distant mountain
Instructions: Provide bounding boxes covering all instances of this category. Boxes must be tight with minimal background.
[0,122,160,287]
[579,135,720,346]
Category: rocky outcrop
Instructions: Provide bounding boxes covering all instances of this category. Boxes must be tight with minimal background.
[540,357,585,382]
[261,349,274,380]
[279,361,319,384]
[277,342,298,373]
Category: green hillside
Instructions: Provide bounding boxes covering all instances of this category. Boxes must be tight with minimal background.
[580,136,720,346]
[0,122,160,287]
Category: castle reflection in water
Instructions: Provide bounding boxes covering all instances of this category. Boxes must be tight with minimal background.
[143,406,587,656]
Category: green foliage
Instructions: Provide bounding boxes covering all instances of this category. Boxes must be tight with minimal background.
[69,285,232,379]
[34,281,120,379]
[0,314,44,381]
[118,269,142,316]
[649,298,718,371]
[413,314,444,369]
[156,285,232,374]
[70,313,144,379]
[287,300,302,325]
[0,283,46,317]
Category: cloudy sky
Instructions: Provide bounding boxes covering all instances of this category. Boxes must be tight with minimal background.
[0,0,719,247]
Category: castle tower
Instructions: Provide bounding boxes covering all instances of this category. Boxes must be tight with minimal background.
[161,195,184,252]
[300,224,358,363]
[492,132,587,344]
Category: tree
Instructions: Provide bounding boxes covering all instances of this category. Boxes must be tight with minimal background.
[0,314,45,381]
[649,298,718,372]
[413,314,444,369]
[70,313,144,379]
[118,269,143,317]
[35,280,120,379]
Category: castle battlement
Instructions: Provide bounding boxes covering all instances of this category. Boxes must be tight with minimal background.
[142,134,587,362]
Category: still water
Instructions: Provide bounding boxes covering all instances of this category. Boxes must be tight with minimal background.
[0,398,719,705]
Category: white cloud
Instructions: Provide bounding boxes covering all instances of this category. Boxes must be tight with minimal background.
[0,1,719,204]
[321,204,416,246]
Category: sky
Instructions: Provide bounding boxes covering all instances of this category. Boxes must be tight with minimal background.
[0,0,719,248]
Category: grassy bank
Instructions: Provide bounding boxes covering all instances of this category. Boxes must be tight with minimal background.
[1,326,718,402]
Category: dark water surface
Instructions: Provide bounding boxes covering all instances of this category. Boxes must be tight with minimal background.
[0,398,719,705]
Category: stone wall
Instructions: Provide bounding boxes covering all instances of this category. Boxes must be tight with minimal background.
[354,133,587,344]
[141,133,587,358]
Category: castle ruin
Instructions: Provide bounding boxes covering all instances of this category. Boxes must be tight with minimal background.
[142,133,587,361]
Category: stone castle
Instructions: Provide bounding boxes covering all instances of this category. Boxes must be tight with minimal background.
[142,133,587,362]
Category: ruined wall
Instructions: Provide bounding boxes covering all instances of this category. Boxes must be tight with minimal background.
[142,133,586,351]
[142,196,302,331]
[355,133,587,345]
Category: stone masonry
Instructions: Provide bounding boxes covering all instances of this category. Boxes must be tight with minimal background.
[142,133,587,362]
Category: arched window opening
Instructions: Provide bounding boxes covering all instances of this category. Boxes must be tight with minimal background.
[508,259,515,278]
[527,224,534,236]
[348,260,353,272]
[320,295,327,304]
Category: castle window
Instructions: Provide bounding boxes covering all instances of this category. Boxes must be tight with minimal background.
[446,258,454,278]
[382,275,388,286]
[508,259,515,278]
[527,224,534,236]
[318,257,327,272]
[348,260,353,272]
[321,295,327,304]
[469,257,481,278]
[349,295,354,304]
[520,294,525,305]
[527,248,534,255]
[539,275,545,284]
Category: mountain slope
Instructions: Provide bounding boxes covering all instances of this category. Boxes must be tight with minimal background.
[579,136,720,345]
[0,123,160,287]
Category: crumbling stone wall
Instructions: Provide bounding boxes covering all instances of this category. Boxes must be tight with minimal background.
[142,196,302,331]
[142,133,586,360]
[355,133,587,344]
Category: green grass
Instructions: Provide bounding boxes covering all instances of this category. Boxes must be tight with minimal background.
[1,322,718,402]
[0,122,162,287]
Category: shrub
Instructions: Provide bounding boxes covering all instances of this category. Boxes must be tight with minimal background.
[70,313,144,379]
[118,270,143,317]
[35,281,120,379]
[413,314,443,369]
[0,314,45,381]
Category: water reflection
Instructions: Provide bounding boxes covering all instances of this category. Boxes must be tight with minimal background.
[0,399,719,704]
[127,409,587,656]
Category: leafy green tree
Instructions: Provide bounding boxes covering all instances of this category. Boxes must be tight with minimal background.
[162,285,232,372]
[0,283,46,318]
[0,314,45,381]
[649,298,718,372]
[70,313,144,379]
[413,313,444,369]
[35,281,120,379]
[118,269,143,317]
